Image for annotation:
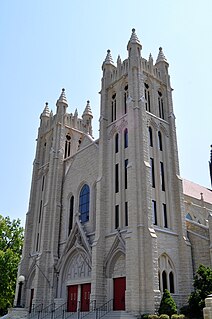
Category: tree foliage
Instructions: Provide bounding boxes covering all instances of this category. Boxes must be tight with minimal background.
[0,215,24,315]
[158,289,177,317]
[188,264,212,319]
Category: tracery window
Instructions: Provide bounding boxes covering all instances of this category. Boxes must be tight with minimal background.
[79,184,90,223]
[158,254,175,293]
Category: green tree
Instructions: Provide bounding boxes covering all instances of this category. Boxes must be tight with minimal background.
[158,289,177,317]
[0,215,24,315]
[188,264,212,319]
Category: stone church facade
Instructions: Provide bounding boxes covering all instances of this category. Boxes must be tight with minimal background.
[14,29,212,316]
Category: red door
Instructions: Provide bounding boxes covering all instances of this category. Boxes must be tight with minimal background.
[113,277,126,310]
[81,283,91,311]
[67,285,78,312]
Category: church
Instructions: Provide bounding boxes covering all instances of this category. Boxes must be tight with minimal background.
[14,29,212,317]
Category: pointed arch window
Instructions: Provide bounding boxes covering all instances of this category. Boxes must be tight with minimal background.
[144,83,151,112]
[158,254,175,293]
[158,91,164,119]
[115,133,119,153]
[158,131,163,151]
[124,128,128,148]
[149,127,153,147]
[111,93,116,122]
[162,271,167,291]
[69,196,74,234]
[65,134,71,158]
[79,184,90,223]
[124,84,128,114]
[169,271,174,293]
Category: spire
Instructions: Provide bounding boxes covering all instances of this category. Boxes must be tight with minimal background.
[156,47,168,64]
[129,28,141,45]
[57,88,68,106]
[104,49,115,65]
[74,108,78,117]
[83,100,93,118]
[41,102,50,117]
[127,28,142,50]
[149,53,153,63]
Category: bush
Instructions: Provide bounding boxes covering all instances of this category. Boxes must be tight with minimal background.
[141,314,150,319]
[148,315,159,319]
[171,315,185,319]
[188,264,212,319]
[158,289,177,317]
[159,315,170,319]
[178,315,185,319]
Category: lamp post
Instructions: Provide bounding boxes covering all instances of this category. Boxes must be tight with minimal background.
[16,275,25,307]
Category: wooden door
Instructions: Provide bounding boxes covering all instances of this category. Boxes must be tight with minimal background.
[67,285,78,312]
[81,283,91,312]
[113,277,126,310]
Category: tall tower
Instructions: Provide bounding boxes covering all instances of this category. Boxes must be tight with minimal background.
[93,29,193,312]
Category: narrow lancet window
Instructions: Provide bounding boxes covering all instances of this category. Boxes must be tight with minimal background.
[115,164,119,193]
[125,159,128,189]
[160,162,165,191]
[149,127,153,147]
[150,158,155,188]
[111,93,116,122]
[124,128,128,148]
[124,84,128,114]
[158,131,163,151]
[115,133,119,153]
[158,91,164,119]
[69,196,74,234]
[144,83,151,112]
[115,205,119,229]
[65,134,71,158]
[152,200,157,225]
[79,184,90,223]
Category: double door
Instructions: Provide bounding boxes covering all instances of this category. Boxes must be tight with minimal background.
[67,283,91,312]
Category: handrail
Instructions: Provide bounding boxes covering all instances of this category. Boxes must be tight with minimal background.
[95,299,113,319]
[39,302,55,319]
[79,299,96,319]
[27,303,43,319]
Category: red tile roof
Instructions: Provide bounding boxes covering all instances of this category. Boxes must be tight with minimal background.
[183,179,212,204]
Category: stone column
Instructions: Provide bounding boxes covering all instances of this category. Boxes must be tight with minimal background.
[204,295,212,319]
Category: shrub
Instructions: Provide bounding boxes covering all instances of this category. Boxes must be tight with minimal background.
[141,314,150,319]
[159,314,170,319]
[148,315,159,319]
[178,315,185,319]
[158,289,177,317]
[171,315,179,319]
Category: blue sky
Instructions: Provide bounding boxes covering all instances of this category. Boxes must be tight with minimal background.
[0,0,212,225]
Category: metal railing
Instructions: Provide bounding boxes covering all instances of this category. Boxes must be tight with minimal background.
[27,304,43,319]
[25,298,113,319]
[95,299,113,319]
